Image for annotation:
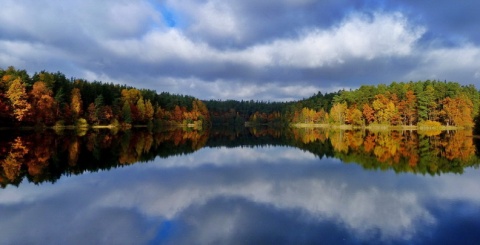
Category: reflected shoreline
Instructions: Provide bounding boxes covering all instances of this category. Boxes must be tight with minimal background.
[0,127,479,187]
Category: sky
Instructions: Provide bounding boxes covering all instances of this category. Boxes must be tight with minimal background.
[1,0,480,101]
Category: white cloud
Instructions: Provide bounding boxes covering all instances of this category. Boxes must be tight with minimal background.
[145,147,318,169]
[100,12,424,70]
[0,40,69,70]
[2,0,480,101]
[0,0,160,42]
[234,12,425,68]
[93,161,435,241]
[167,0,246,42]
[405,44,480,82]
[85,11,424,100]
[188,1,242,41]
[154,78,324,101]
[103,29,216,62]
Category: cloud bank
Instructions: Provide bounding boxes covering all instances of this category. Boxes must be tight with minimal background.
[1,0,479,100]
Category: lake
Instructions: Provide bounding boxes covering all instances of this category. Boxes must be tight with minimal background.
[0,128,479,244]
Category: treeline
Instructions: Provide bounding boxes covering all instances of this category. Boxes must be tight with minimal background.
[289,81,479,127]
[203,93,338,127]
[0,66,209,128]
[204,100,288,126]
[205,80,480,128]
[284,91,339,122]
[3,66,479,129]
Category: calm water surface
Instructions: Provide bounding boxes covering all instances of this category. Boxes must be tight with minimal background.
[0,129,479,244]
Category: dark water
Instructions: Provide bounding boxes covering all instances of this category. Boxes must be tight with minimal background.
[0,128,479,244]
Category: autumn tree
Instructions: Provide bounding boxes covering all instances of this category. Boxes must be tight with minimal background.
[362,104,375,125]
[194,99,210,122]
[6,78,31,122]
[389,93,402,125]
[99,105,114,124]
[301,107,317,123]
[400,90,417,126]
[173,105,183,122]
[372,94,394,124]
[314,109,328,124]
[87,102,98,124]
[70,88,83,120]
[346,106,363,126]
[457,95,474,127]
[155,106,166,120]
[136,97,146,122]
[30,81,56,125]
[145,99,154,122]
[121,88,141,106]
[330,102,347,124]
[442,95,474,127]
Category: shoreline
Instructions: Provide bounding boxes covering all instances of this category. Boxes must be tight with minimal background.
[290,123,463,131]
[0,123,202,131]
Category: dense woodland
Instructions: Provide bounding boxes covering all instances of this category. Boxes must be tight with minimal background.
[288,81,480,128]
[2,66,480,129]
[201,80,480,129]
[0,67,209,128]
[204,100,287,126]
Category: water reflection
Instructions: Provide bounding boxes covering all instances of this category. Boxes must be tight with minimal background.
[0,128,480,187]
[0,129,209,187]
[0,145,479,244]
[290,128,479,175]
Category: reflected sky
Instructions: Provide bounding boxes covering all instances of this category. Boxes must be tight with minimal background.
[0,146,479,245]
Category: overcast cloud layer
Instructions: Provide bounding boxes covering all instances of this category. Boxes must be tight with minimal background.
[1,0,480,101]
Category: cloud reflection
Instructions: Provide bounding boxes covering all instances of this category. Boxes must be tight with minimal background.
[0,146,479,244]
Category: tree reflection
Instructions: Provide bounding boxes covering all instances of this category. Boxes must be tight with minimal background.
[290,128,479,175]
[0,127,479,187]
[2,137,28,182]
[0,128,209,187]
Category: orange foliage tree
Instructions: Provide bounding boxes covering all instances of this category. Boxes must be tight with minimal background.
[30,81,56,125]
[362,104,375,125]
[6,78,31,122]
[70,88,83,120]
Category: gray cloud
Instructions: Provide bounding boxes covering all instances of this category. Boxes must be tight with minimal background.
[0,0,479,100]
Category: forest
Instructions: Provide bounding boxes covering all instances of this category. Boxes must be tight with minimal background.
[287,81,480,128]
[204,99,287,126]
[0,66,209,128]
[2,66,480,130]
[203,80,480,130]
